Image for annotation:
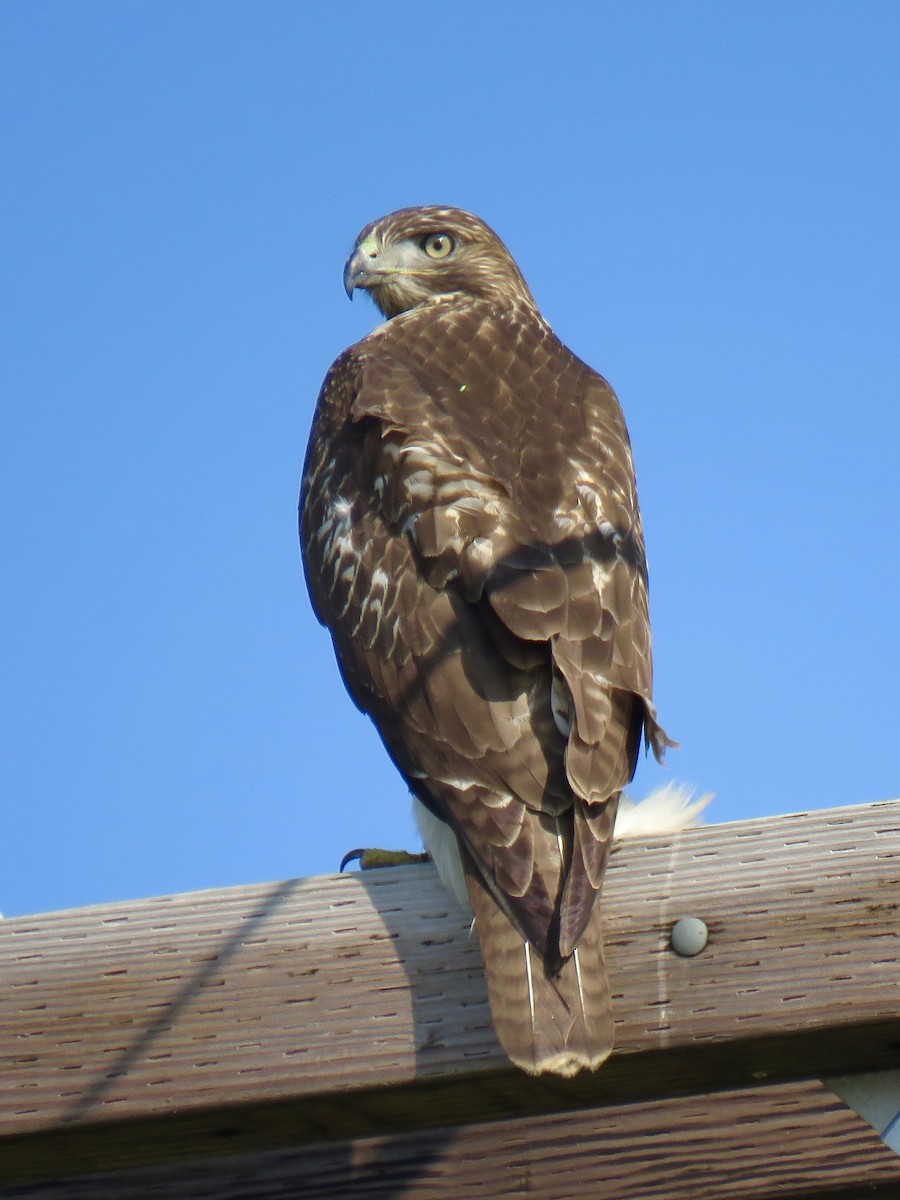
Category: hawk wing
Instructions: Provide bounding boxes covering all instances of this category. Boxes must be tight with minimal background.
[302,295,669,1074]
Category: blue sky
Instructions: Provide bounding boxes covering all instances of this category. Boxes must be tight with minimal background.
[2,3,898,918]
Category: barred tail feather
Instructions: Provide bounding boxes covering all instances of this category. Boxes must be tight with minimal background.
[464,870,613,1076]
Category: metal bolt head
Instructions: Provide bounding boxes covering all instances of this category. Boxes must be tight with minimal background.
[671,916,709,957]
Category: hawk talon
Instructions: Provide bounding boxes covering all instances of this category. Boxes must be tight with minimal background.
[340,847,431,872]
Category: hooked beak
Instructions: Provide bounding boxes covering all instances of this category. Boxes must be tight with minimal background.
[343,237,383,300]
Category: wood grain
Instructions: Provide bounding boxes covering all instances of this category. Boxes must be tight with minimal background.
[1,800,899,1183]
[4,1082,900,1198]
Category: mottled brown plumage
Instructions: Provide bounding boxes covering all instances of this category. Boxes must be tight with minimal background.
[300,206,672,1075]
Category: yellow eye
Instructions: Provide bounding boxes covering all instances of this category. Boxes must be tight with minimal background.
[423,233,454,260]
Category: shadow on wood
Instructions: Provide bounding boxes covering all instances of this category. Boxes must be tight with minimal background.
[1,799,899,1193]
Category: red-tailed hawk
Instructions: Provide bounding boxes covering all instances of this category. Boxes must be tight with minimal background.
[301,206,676,1076]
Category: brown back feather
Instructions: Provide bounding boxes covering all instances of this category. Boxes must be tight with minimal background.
[301,208,671,1073]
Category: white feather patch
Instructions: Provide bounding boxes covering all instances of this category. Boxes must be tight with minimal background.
[613,783,713,839]
[413,796,470,912]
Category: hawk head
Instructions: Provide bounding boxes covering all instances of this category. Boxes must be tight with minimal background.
[343,206,537,319]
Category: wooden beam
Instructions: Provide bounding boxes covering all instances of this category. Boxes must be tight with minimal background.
[3,1082,900,1198]
[1,800,899,1185]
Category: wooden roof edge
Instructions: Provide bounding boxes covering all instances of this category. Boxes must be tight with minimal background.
[1,797,899,1183]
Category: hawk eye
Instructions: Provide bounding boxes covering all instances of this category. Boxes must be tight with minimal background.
[423,233,454,260]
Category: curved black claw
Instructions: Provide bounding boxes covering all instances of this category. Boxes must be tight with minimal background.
[340,847,431,872]
[340,848,365,872]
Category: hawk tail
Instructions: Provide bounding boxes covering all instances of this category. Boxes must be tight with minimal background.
[465,872,613,1076]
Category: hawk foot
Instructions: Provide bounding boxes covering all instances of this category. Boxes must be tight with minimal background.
[340,847,431,872]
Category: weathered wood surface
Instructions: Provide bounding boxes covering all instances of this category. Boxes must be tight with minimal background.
[1,800,899,1184]
[5,1082,900,1199]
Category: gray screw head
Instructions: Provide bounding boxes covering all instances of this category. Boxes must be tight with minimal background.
[671,916,709,957]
